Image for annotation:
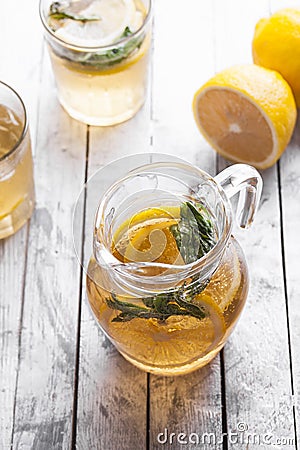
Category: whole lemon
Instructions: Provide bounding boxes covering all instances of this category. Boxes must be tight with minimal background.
[253,8,300,107]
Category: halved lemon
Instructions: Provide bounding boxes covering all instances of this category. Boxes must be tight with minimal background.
[193,64,297,169]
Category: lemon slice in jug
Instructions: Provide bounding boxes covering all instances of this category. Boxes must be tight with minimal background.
[108,294,225,368]
[196,243,241,312]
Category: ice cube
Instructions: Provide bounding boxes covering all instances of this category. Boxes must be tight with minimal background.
[54,0,138,47]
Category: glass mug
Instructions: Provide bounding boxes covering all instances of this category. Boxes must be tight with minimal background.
[40,0,152,126]
[74,154,262,376]
[0,81,35,239]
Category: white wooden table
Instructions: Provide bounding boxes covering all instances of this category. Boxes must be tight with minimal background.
[1,0,299,449]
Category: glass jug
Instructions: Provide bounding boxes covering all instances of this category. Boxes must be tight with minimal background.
[74,154,262,376]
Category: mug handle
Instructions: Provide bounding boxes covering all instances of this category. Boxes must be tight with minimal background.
[214,164,263,229]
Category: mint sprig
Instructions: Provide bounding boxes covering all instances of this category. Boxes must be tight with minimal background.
[106,282,208,323]
[76,27,144,69]
[49,2,101,23]
[170,202,216,263]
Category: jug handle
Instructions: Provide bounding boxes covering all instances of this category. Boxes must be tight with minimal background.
[214,164,263,229]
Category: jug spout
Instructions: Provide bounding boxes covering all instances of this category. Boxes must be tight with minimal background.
[214,164,263,229]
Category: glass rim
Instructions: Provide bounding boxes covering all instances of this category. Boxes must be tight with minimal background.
[39,0,152,52]
[0,80,28,163]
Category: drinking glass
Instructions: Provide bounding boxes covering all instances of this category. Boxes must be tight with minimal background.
[40,0,152,126]
[0,81,35,239]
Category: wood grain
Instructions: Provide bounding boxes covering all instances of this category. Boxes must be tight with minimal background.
[151,0,216,173]
[216,0,296,447]
[219,158,296,448]
[0,0,43,146]
[0,229,28,449]
[0,0,299,449]
[0,1,43,448]
[264,1,300,444]
[279,112,300,449]
[10,52,86,448]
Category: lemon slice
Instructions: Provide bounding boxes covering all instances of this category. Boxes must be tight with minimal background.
[197,244,241,312]
[54,0,139,47]
[107,293,225,367]
[115,206,180,238]
[193,292,226,348]
[112,207,181,263]
[193,64,297,169]
[0,197,24,221]
[124,218,179,263]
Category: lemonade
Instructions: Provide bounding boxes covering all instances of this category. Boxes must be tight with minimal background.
[40,0,152,125]
[75,158,262,375]
[0,88,35,239]
[86,204,249,375]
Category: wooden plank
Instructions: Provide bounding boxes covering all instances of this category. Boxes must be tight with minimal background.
[151,0,216,173]
[280,118,300,450]
[218,159,296,448]
[272,0,300,442]
[0,231,28,449]
[0,1,43,448]
[10,50,87,448]
[215,0,296,447]
[214,0,269,71]
[74,93,153,447]
[149,2,223,449]
[0,0,43,146]
[270,0,300,444]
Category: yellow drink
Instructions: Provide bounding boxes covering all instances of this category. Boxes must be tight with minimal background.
[86,207,249,375]
[41,0,152,125]
[0,99,34,239]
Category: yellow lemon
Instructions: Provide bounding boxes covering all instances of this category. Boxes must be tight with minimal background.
[112,207,184,272]
[193,64,297,169]
[253,8,300,107]
[124,218,179,263]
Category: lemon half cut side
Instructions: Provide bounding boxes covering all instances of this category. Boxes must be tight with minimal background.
[193,64,297,169]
